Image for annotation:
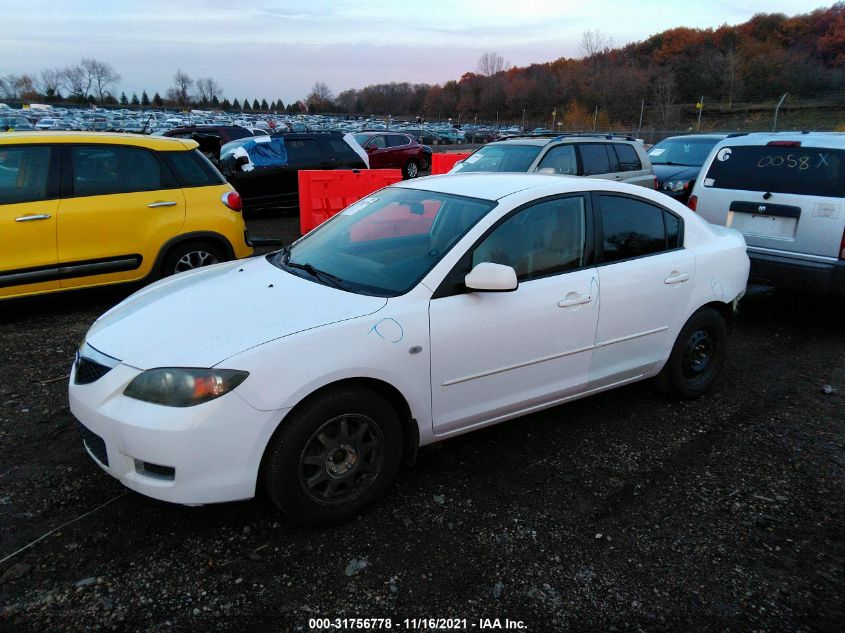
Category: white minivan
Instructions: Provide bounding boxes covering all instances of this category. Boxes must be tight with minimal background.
[689,132,845,296]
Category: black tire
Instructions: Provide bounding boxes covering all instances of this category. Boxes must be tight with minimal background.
[263,387,403,526]
[403,159,420,179]
[657,307,728,398]
[161,241,226,277]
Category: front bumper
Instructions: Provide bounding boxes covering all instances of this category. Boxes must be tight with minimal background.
[69,361,289,505]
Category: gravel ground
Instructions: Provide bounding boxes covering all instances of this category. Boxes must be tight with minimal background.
[0,213,843,632]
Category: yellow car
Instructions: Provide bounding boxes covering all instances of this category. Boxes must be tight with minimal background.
[0,132,253,300]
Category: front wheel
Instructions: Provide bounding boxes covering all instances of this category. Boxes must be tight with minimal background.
[657,307,728,398]
[263,387,403,526]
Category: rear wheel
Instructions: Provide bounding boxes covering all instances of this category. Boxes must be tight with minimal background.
[657,307,728,398]
[263,387,403,526]
[162,241,226,277]
[403,159,420,179]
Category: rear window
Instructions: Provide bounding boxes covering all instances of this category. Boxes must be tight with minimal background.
[704,145,845,197]
[286,139,322,162]
[0,145,53,204]
[613,143,642,171]
[163,150,226,187]
[578,144,613,176]
[71,145,174,196]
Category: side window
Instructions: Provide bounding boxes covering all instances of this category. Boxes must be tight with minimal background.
[285,139,322,163]
[163,150,226,187]
[537,145,578,175]
[369,136,387,149]
[0,145,53,204]
[72,146,165,196]
[577,144,612,176]
[614,143,642,171]
[665,211,681,248]
[472,197,586,280]
[599,195,670,262]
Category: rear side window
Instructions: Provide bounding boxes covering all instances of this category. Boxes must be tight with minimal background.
[71,146,170,196]
[599,195,681,262]
[704,145,845,197]
[578,144,612,176]
[285,139,322,162]
[614,144,642,171]
[0,145,53,204]
[163,150,226,187]
[386,135,410,147]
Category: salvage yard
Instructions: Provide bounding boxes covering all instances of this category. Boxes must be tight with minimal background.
[0,214,843,632]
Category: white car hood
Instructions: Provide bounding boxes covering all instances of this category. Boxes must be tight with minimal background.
[85,256,387,369]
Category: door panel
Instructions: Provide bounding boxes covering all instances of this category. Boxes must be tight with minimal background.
[0,199,60,297]
[430,269,599,434]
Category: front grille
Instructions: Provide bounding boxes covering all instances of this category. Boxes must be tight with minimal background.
[74,356,112,385]
[77,421,109,466]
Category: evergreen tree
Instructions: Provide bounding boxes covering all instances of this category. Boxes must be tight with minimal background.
[269,100,276,111]
[232,98,240,110]
[119,92,128,105]
[153,92,164,106]
[221,98,231,110]
[141,91,150,107]
[211,95,220,107]
[130,92,140,106]
[252,98,260,110]
[243,99,251,111]
[260,98,269,110]
[277,99,285,111]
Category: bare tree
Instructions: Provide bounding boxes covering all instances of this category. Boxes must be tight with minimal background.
[195,77,223,104]
[654,72,678,129]
[0,74,37,100]
[81,58,121,102]
[723,48,741,108]
[63,64,92,101]
[477,52,509,77]
[580,29,613,59]
[39,68,64,98]
[167,69,194,106]
[306,81,334,112]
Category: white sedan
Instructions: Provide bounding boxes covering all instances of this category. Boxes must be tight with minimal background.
[69,174,749,525]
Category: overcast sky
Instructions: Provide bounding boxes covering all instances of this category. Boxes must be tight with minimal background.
[4,0,832,104]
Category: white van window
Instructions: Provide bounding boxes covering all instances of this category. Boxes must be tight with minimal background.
[704,145,845,197]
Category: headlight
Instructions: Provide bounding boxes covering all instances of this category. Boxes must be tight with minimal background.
[124,368,249,407]
[662,180,689,193]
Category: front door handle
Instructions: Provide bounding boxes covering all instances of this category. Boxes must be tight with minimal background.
[558,293,592,308]
[15,214,52,222]
[147,201,177,208]
[664,272,690,284]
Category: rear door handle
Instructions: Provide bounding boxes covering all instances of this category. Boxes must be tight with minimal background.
[15,214,52,222]
[664,272,690,284]
[148,201,177,208]
[558,293,592,308]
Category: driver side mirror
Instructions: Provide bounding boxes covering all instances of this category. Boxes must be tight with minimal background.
[365,145,376,152]
[465,262,518,292]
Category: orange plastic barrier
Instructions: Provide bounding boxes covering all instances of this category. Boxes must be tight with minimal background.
[430,153,471,175]
[298,169,403,234]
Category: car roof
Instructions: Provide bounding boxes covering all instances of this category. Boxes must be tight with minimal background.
[0,131,197,151]
[395,173,589,201]
[713,131,845,149]
[659,134,729,141]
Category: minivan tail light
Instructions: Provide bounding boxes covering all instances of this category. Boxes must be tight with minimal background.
[221,191,242,212]
[767,140,801,147]
[840,227,845,260]
[686,195,698,212]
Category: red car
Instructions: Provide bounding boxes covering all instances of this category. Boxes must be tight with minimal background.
[353,131,430,179]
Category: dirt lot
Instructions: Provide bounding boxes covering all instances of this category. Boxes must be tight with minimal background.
[0,213,843,632]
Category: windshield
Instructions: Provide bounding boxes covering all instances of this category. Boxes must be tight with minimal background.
[452,144,542,173]
[648,138,722,166]
[270,187,496,296]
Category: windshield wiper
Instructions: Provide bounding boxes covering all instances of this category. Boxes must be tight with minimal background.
[286,260,348,290]
[656,161,694,166]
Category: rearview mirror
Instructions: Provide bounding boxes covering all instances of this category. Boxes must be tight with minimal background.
[465,262,518,292]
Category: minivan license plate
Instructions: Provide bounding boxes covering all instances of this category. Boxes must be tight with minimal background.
[727,212,797,240]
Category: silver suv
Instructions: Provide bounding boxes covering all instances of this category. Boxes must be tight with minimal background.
[450,134,656,189]
[690,132,845,296]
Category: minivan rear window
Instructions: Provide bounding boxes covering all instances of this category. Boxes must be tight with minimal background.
[704,145,845,197]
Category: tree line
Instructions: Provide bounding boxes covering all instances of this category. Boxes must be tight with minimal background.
[1,4,843,126]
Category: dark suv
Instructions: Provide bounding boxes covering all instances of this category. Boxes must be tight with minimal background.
[353,131,430,178]
[218,132,367,214]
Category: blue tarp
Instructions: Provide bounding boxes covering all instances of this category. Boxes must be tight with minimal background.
[243,137,288,168]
